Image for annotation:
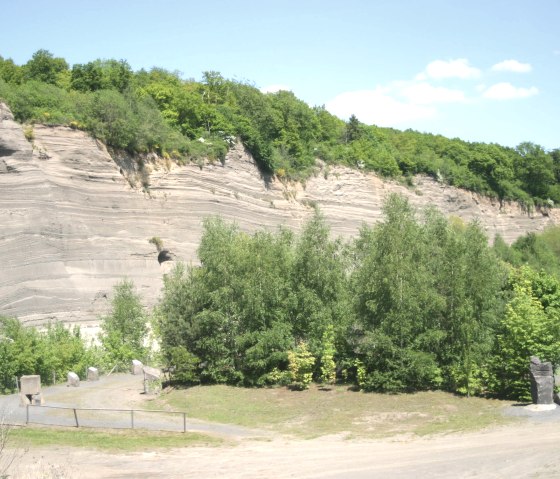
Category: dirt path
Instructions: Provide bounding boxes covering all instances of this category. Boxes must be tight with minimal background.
[11,420,560,478]
[5,375,560,478]
[0,374,269,438]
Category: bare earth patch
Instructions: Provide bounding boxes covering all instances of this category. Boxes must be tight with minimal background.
[10,421,560,478]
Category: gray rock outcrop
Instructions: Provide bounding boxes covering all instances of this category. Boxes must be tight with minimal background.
[1,102,558,327]
[529,356,554,405]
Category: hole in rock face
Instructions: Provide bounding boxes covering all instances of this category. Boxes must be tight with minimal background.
[158,250,174,264]
[0,146,17,158]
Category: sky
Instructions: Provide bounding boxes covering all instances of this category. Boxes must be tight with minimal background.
[1,0,558,149]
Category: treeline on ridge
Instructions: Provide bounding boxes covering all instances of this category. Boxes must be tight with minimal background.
[1,49,559,208]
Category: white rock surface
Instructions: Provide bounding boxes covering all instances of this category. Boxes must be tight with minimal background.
[1,102,558,326]
[67,371,80,387]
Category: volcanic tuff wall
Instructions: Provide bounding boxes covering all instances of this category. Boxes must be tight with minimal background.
[1,102,558,327]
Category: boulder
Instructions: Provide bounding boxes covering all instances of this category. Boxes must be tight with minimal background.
[87,367,99,381]
[529,356,554,405]
[67,371,80,387]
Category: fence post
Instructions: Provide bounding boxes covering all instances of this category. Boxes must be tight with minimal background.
[26,404,29,424]
[131,410,134,429]
[73,408,79,428]
[183,412,186,433]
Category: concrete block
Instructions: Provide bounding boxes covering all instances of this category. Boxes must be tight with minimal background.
[87,367,99,381]
[20,375,41,396]
[131,359,143,375]
[67,371,80,387]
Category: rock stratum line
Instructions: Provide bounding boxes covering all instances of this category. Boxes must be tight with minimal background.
[1,102,557,326]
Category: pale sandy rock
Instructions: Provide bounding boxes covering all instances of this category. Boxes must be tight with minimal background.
[87,367,99,381]
[131,359,143,375]
[67,371,80,387]
[0,102,558,326]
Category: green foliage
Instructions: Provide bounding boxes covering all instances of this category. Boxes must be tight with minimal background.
[23,49,68,85]
[351,195,503,393]
[288,341,315,390]
[154,197,512,397]
[164,346,200,385]
[100,279,149,370]
[148,236,164,252]
[497,227,560,279]
[1,49,558,205]
[0,317,92,393]
[488,266,560,400]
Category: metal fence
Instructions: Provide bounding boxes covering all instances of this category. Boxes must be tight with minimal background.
[26,404,189,433]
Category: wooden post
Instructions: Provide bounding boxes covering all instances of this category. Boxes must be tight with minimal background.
[131,409,134,429]
[183,412,186,433]
[26,404,29,424]
[73,408,79,428]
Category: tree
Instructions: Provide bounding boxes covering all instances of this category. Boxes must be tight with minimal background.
[489,267,560,400]
[351,194,444,392]
[100,280,149,370]
[24,49,68,85]
[346,114,362,142]
[288,341,315,390]
[515,142,555,200]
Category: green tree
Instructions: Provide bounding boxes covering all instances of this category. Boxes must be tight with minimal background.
[352,194,443,392]
[515,142,555,200]
[24,49,68,85]
[489,266,560,400]
[288,341,315,390]
[100,280,149,370]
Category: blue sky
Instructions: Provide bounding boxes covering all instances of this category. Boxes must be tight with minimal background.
[1,0,558,149]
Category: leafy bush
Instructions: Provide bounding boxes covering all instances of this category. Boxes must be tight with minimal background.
[288,342,315,390]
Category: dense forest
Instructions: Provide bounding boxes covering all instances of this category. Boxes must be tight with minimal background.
[1,49,559,209]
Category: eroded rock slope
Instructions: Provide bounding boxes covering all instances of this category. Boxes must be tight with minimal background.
[1,103,557,326]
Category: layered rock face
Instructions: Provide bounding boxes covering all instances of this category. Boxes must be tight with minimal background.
[1,102,558,327]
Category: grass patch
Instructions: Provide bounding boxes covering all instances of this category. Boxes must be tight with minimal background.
[9,426,223,451]
[149,385,516,439]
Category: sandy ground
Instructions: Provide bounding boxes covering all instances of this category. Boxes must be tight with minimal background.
[4,375,560,478]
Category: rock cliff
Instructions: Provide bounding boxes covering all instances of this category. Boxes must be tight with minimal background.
[1,102,557,327]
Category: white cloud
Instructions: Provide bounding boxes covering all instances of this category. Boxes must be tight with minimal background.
[491,59,532,73]
[260,84,291,94]
[325,88,436,126]
[417,59,481,80]
[482,82,538,100]
[399,82,466,104]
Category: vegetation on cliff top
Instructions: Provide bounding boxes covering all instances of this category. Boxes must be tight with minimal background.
[1,49,559,208]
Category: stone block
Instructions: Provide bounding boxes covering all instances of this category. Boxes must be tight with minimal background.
[20,375,41,396]
[142,366,162,395]
[87,367,99,381]
[67,371,80,387]
[530,356,554,405]
[131,359,143,375]
[142,366,161,381]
